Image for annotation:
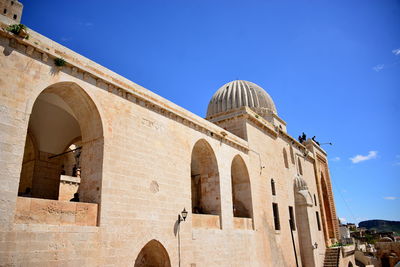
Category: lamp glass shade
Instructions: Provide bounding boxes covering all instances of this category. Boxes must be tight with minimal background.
[181,208,188,220]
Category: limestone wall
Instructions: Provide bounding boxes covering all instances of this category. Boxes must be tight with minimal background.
[0,15,339,266]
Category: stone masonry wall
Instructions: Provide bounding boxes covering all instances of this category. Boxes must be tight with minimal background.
[0,17,339,266]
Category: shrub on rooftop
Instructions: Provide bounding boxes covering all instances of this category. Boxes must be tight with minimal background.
[6,24,29,39]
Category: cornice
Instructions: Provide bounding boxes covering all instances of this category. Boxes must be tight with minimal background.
[0,20,249,153]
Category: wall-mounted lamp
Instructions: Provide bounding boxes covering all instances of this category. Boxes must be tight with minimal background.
[178,208,188,223]
[313,242,318,249]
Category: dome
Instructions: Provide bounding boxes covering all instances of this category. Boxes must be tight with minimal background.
[207,80,277,118]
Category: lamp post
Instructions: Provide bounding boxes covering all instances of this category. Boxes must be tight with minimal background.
[177,208,188,267]
[178,208,188,223]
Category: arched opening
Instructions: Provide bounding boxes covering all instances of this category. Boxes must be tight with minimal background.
[231,155,252,218]
[283,148,289,169]
[16,82,103,225]
[190,139,221,215]
[348,262,353,267]
[297,157,303,175]
[290,146,295,164]
[321,175,335,239]
[134,240,171,267]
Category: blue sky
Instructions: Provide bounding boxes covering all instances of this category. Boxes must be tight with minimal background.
[22,0,399,224]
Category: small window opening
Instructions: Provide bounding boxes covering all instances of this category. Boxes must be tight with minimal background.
[3,9,7,14]
[11,1,14,5]
[316,211,321,231]
[298,157,303,175]
[271,179,276,196]
[13,14,17,20]
[283,148,289,169]
[273,203,280,230]
[314,194,317,206]
[289,206,296,231]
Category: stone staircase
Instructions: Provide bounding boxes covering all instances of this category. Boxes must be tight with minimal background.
[323,247,340,267]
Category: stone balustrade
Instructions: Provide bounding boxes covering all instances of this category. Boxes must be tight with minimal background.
[14,197,97,226]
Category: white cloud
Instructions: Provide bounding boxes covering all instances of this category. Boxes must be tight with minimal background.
[384,196,398,200]
[331,157,341,162]
[373,64,384,72]
[392,48,400,56]
[339,217,347,223]
[350,151,378,163]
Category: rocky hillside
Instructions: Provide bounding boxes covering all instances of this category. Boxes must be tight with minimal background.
[359,220,400,233]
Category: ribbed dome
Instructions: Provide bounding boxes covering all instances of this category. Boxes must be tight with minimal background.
[207,80,277,118]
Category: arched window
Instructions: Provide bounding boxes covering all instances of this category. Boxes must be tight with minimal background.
[297,157,303,175]
[290,146,295,164]
[283,148,289,169]
[231,155,253,218]
[191,139,221,215]
[271,179,276,196]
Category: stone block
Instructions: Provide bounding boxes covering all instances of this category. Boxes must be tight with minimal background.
[58,201,76,225]
[14,197,31,221]
[192,214,220,229]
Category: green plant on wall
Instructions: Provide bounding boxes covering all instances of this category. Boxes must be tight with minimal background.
[6,24,29,39]
[54,58,66,67]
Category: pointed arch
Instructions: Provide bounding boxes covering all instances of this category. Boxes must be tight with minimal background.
[190,139,221,215]
[134,239,171,267]
[231,155,253,218]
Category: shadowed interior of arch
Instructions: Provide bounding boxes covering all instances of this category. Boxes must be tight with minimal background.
[231,155,253,218]
[18,82,103,203]
[190,139,221,215]
[134,240,171,267]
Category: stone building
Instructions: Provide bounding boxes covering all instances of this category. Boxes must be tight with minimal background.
[0,1,355,266]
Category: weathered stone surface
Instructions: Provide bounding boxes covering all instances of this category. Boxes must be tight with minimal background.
[0,8,351,267]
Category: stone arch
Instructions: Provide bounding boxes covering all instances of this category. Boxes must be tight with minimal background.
[18,82,104,203]
[348,262,353,267]
[231,155,253,218]
[283,148,289,169]
[321,174,335,240]
[134,239,171,267]
[190,139,221,215]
